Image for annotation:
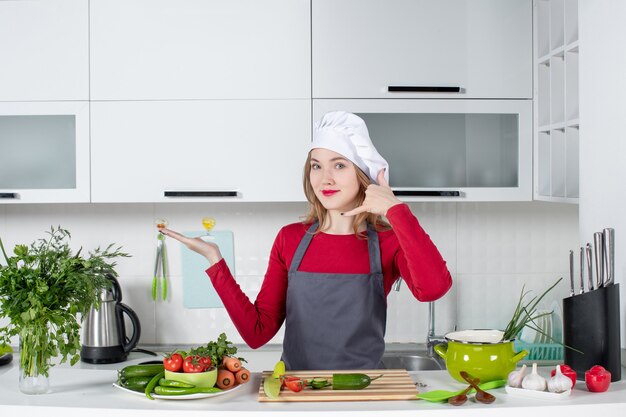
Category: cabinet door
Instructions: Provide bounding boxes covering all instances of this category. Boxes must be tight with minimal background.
[314,99,532,201]
[90,0,311,100]
[313,0,532,99]
[0,102,90,203]
[91,100,310,202]
[0,0,88,101]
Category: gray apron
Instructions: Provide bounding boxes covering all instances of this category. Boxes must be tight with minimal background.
[281,222,387,370]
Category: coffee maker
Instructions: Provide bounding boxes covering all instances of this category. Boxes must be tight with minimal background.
[81,274,141,364]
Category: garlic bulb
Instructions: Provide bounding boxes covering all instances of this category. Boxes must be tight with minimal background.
[548,365,572,393]
[507,364,527,388]
[522,363,547,391]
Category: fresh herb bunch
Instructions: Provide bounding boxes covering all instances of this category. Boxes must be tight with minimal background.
[186,333,245,367]
[0,226,130,377]
[501,277,563,342]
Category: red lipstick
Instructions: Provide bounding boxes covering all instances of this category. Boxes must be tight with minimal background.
[322,190,339,197]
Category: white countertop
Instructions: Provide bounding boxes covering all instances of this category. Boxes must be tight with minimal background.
[1,349,625,417]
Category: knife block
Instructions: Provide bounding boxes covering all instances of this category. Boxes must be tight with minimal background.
[562,283,621,382]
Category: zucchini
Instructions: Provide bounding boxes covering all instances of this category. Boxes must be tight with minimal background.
[332,373,382,390]
[118,364,164,379]
[119,376,153,392]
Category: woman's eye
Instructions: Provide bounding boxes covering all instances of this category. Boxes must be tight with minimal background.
[335,163,345,169]
[311,163,320,170]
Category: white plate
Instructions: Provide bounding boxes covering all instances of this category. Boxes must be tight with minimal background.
[112,382,242,400]
[505,385,571,400]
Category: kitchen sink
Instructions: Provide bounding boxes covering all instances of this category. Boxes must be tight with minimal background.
[381,354,444,371]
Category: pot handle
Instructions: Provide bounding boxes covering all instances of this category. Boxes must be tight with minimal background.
[117,303,141,353]
[511,349,528,364]
[433,343,448,360]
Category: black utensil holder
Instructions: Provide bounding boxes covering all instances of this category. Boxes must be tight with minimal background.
[563,283,621,382]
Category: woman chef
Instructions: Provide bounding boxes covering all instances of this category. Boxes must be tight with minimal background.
[160,111,452,370]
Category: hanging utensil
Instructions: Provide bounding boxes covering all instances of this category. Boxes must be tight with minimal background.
[586,243,594,291]
[153,219,168,301]
[603,228,615,286]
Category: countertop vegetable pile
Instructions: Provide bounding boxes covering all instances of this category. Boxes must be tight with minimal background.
[117,333,250,399]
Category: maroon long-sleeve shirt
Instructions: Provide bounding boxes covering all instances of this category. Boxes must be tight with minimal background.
[206,203,452,348]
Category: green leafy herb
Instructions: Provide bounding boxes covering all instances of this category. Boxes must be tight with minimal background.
[185,333,245,367]
[0,226,130,377]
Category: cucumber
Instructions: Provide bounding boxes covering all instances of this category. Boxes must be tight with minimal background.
[118,364,164,379]
[309,378,331,389]
[119,376,153,392]
[332,373,382,390]
[153,386,222,396]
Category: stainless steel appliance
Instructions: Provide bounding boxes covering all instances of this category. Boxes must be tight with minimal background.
[81,274,141,364]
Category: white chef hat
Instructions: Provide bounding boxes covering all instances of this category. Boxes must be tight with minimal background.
[311,111,389,184]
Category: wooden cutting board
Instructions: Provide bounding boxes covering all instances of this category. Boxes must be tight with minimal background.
[258,369,419,402]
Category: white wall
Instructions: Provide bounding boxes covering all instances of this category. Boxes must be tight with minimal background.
[579,0,626,350]
[0,201,578,348]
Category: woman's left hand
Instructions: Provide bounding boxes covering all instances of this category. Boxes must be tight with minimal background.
[341,169,402,217]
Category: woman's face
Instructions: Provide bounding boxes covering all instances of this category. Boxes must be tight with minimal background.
[309,148,360,212]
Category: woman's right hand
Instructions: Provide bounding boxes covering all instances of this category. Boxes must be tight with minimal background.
[159,228,223,265]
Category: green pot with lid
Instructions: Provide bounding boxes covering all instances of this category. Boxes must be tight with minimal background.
[434,329,528,383]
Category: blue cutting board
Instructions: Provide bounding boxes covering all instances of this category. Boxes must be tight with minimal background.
[181,230,235,308]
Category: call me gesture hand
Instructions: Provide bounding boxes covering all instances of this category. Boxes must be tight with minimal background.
[341,169,402,217]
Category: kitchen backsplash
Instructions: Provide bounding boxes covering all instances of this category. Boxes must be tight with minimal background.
[0,201,578,347]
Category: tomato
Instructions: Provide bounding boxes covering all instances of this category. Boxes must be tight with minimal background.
[163,353,183,372]
[551,364,577,388]
[183,355,208,373]
[198,356,212,368]
[585,365,611,392]
[283,376,305,393]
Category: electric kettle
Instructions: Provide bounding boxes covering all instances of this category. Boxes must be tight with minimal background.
[81,274,141,364]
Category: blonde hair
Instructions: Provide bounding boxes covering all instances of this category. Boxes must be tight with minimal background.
[302,152,390,237]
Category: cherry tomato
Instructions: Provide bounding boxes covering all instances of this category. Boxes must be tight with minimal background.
[163,353,183,372]
[183,355,208,373]
[283,376,305,393]
[585,365,611,392]
[198,356,212,368]
[551,364,577,388]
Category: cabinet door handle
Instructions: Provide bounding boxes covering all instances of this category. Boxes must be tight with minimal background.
[164,191,238,197]
[392,190,461,197]
[0,193,18,199]
[387,86,462,93]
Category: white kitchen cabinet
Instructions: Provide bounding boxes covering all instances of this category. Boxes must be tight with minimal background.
[0,0,88,101]
[0,102,90,203]
[91,100,310,203]
[312,0,532,99]
[534,0,579,203]
[90,0,310,101]
[314,99,532,201]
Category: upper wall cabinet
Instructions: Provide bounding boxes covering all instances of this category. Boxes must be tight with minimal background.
[0,0,89,101]
[90,100,310,203]
[312,0,532,99]
[90,0,311,100]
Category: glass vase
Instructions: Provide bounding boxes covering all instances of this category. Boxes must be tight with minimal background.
[18,325,50,394]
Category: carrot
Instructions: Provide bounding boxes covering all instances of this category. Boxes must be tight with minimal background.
[235,367,250,384]
[221,356,241,373]
[217,368,235,390]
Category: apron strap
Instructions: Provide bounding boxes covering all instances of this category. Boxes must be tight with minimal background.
[290,221,383,275]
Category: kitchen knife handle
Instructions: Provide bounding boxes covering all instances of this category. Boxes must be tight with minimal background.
[586,243,594,291]
[579,247,585,294]
[569,250,575,296]
[0,192,18,199]
[603,228,615,285]
[392,190,461,197]
[594,232,605,288]
[387,86,462,93]
[164,191,238,197]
